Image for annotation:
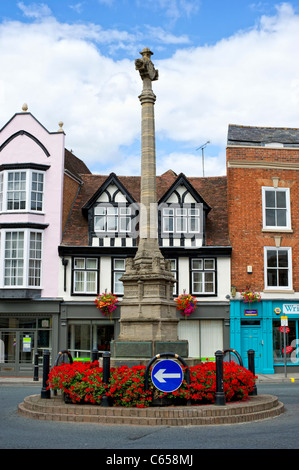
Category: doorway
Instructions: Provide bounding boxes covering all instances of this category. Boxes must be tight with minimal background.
[0,330,39,376]
[0,317,52,376]
[240,320,262,372]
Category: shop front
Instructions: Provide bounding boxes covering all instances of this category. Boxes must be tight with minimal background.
[178,301,231,360]
[0,301,60,377]
[59,302,119,360]
[230,300,299,374]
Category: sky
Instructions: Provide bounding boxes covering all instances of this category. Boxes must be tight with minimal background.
[1,1,299,177]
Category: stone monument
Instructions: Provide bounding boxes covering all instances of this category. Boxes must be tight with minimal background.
[111,48,188,360]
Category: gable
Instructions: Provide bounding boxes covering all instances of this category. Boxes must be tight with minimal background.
[0,130,50,157]
[158,173,211,212]
[82,173,136,216]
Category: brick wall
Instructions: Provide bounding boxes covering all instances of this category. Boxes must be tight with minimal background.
[227,146,299,292]
[62,174,81,233]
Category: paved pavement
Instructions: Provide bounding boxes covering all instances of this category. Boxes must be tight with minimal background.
[1,373,299,385]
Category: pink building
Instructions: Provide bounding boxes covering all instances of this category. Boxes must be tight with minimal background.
[0,106,89,376]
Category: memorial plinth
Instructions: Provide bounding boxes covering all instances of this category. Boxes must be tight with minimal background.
[112,48,188,359]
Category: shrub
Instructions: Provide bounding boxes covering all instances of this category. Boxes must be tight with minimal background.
[48,361,107,404]
[47,361,256,407]
[107,365,152,408]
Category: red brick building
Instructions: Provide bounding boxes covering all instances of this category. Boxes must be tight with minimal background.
[227,124,299,373]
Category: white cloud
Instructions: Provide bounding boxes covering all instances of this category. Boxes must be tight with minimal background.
[145,26,190,45]
[69,3,85,14]
[17,2,52,18]
[1,3,299,178]
[156,151,226,178]
[145,0,201,24]
[155,3,299,154]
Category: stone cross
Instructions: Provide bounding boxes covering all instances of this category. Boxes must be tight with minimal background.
[112,49,187,358]
[134,48,162,266]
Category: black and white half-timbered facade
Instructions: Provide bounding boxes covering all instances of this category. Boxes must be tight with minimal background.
[58,169,232,361]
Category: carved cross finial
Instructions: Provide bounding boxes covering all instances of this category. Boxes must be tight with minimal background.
[135,47,158,81]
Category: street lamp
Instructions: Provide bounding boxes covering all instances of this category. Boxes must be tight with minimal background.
[196,141,210,177]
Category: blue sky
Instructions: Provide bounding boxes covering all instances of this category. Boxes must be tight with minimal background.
[1,1,299,176]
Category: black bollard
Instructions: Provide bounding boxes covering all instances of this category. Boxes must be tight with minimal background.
[101,351,111,407]
[33,352,39,381]
[41,350,51,399]
[215,350,226,406]
[91,348,99,363]
[247,349,257,396]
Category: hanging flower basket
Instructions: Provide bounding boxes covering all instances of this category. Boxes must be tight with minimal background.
[240,287,261,303]
[95,292,118,319]
[175,293,197,319]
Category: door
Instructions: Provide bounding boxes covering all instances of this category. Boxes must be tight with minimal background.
[0,331,17,374]
[240,322,262,372]
[0,330,37,376]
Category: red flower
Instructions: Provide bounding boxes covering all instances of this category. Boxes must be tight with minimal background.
[47,360,256,407]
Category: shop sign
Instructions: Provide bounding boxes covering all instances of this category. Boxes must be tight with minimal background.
[244,309,258,316]
[22,336,32,352]
[279,326,290,333]
[283,304,299,314]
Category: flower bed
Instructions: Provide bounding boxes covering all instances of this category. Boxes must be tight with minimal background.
[47,361,256,408]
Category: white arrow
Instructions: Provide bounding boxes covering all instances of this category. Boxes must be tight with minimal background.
[154,368,181,383]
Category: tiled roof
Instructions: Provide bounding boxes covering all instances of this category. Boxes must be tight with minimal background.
[61,170,229,247]
[64,149,91,178]
[227,124,299,147]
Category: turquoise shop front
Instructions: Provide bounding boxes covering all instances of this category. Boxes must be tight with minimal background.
[230,300,299,374]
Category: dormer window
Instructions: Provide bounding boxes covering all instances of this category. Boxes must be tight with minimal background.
[0,168,45,213]
[162,206,200,235]
[94,205,132,234]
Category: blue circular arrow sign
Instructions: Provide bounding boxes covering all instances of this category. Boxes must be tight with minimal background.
[151,359,183,393]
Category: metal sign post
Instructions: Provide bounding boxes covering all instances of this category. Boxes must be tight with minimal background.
[281,316,288,378]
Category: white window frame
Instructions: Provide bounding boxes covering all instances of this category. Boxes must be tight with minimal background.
[94,205,131,233]
[188,208,200,233]
[191,258,216,295]
[0,169,45,213]
[113,258,126,295]
[175,208,187,233]
[168,258,177,295]
[0,229,43,288]
[262,187,291,230]
[28,231,43,287]
[162,206,200,235]
[162,208,174,233]
[73,257,98,294]
[264,247,292,290]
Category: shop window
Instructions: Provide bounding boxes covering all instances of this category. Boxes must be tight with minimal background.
[178,319,223,359]
[273,320,299,364]
[68,321,114,358]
